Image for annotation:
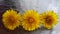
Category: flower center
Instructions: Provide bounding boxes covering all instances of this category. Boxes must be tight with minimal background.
[45,16,53,25]
[7,15,16,25]
[27,17,35,23]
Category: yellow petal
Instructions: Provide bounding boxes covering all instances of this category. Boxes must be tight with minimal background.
[22,10,41,31]
[2,9,21,30]
[41,10,58,29]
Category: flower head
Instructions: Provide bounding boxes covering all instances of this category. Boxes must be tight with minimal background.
[2,9,21,30]
[41,10,58,29]
[22,10,41,31]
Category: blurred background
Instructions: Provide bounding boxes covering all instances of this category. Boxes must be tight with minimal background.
[0,0,60,34]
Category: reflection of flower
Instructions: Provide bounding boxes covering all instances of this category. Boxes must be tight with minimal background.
[41,10,58,29]
[2,9,21,30]
[22,10,40,31]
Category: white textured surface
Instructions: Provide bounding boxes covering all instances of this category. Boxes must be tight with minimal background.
[19,0,60,34]
[0,0,59,34]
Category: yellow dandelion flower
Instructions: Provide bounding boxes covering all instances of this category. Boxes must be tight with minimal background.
[22,10,41,31]
[2,9,21,30]
[41,10,58,29]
